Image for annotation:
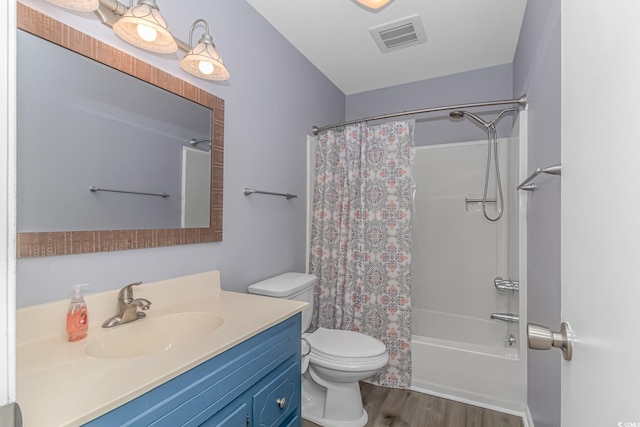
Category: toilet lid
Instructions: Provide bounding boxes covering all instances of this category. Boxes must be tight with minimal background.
[307,328,386,359]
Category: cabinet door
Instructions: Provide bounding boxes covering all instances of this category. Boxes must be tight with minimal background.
[252,362,300,427]
[200,397,249,427]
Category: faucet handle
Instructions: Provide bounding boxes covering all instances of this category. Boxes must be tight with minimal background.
[118,281,142,302]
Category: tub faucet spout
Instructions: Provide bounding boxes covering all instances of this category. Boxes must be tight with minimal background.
[490,313,519,323]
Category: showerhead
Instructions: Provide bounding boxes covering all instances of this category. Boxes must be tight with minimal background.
[190,138,211,150]
[450,108,519,128]
[449,110,490,128]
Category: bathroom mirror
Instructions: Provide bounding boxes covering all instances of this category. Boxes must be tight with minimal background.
[16,4,224,257]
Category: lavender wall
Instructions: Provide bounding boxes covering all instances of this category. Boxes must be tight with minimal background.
[346,63,514,147]
[16,0,345,307]
[513,2,562,427]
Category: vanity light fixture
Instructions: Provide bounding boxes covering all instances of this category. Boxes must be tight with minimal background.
[45,0,99,12]
[180,19,230,81]
[46,0,231,81]
[353,0,395,11]
[112,0,177,54]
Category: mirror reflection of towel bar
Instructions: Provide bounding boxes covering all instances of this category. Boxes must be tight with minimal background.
[89,186,170,198]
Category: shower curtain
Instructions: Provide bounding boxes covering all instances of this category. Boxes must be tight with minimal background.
[309,120,414,389]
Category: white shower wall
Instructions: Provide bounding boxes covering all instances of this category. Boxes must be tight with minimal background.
[411,138,519,327]
[409,134,526,412]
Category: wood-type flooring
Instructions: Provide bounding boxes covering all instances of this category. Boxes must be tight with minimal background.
[301,382,524,427]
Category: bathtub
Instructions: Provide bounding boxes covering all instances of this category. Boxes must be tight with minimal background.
[410,308,526,412]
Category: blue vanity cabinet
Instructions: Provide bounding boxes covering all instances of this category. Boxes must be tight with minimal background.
[83,314,301,427]
[200,360,299,427]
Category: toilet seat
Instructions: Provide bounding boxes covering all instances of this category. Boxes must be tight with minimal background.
[307,328,388,370]
[308,328,386,358]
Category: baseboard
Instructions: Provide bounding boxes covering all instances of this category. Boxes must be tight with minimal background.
[410,382,528,421]
[523,405,535,427]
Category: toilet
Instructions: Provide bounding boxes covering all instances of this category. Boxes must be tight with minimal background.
[248,272,389,427]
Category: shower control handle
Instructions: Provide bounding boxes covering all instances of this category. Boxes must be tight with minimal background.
[494,277,519,293]
[527,322,573,361]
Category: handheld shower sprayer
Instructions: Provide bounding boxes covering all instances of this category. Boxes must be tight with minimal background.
[449,108,519,222]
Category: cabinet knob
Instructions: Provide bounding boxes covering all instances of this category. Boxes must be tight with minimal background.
[276,397,287,409]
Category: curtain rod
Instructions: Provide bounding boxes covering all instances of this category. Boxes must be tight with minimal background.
[311,95,527,135]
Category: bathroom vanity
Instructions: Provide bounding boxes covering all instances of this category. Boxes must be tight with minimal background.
[16,271,306,426]
[85,315,300,426]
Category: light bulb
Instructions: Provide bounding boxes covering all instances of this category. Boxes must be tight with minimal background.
[355,0,393,10]
[198,60,215,75]
[136,24,158,42]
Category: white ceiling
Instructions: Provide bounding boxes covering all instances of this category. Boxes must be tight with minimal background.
[246,0,528,95]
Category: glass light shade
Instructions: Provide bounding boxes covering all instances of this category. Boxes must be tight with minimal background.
[136,24,158,42]
[45,0,99,12]
[180,40,230,81]
[198,61,215,75]
[113,0,177,54]
[355,0,394,10]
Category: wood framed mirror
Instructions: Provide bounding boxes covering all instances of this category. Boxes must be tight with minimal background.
[16,3,223,257]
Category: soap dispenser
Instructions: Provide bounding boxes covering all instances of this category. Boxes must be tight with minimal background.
[66,284,89,342]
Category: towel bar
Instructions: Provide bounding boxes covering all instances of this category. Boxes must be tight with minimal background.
[517,164,561,191]
[90,186,170,198]
[244,188,297,200]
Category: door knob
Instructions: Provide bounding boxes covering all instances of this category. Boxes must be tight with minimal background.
[527,322,573,361]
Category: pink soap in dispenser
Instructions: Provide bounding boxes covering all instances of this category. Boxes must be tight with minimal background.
[66,284,89,342]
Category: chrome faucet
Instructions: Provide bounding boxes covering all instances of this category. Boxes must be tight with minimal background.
[490,313,520,323]
[102,281,152,328]
[494,277,519,294]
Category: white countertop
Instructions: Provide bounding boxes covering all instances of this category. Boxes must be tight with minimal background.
[16,271,306,427]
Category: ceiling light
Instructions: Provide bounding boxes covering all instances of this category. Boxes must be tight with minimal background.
[113,0,177,54]
[45,0,99,12]
[353,0,394,11]
[180,19,230,81]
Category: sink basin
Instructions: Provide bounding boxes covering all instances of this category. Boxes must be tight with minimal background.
[85,312,224,359]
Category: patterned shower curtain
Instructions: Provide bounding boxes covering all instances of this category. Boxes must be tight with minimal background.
[309,120,414,389]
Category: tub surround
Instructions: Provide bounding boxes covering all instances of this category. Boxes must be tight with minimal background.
[409,123,527,414]
[17,270,307,426]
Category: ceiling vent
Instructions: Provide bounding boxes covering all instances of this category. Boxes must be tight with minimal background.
[369,14,427,53]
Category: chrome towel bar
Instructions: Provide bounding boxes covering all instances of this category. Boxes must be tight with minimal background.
[89,186,170,198]
[517,164,561,191]
[244,188,297,200]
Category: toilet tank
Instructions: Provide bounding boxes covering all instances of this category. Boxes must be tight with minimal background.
[248,272,316,332]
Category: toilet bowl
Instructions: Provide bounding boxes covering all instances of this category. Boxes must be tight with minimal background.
[248,273,389,427]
